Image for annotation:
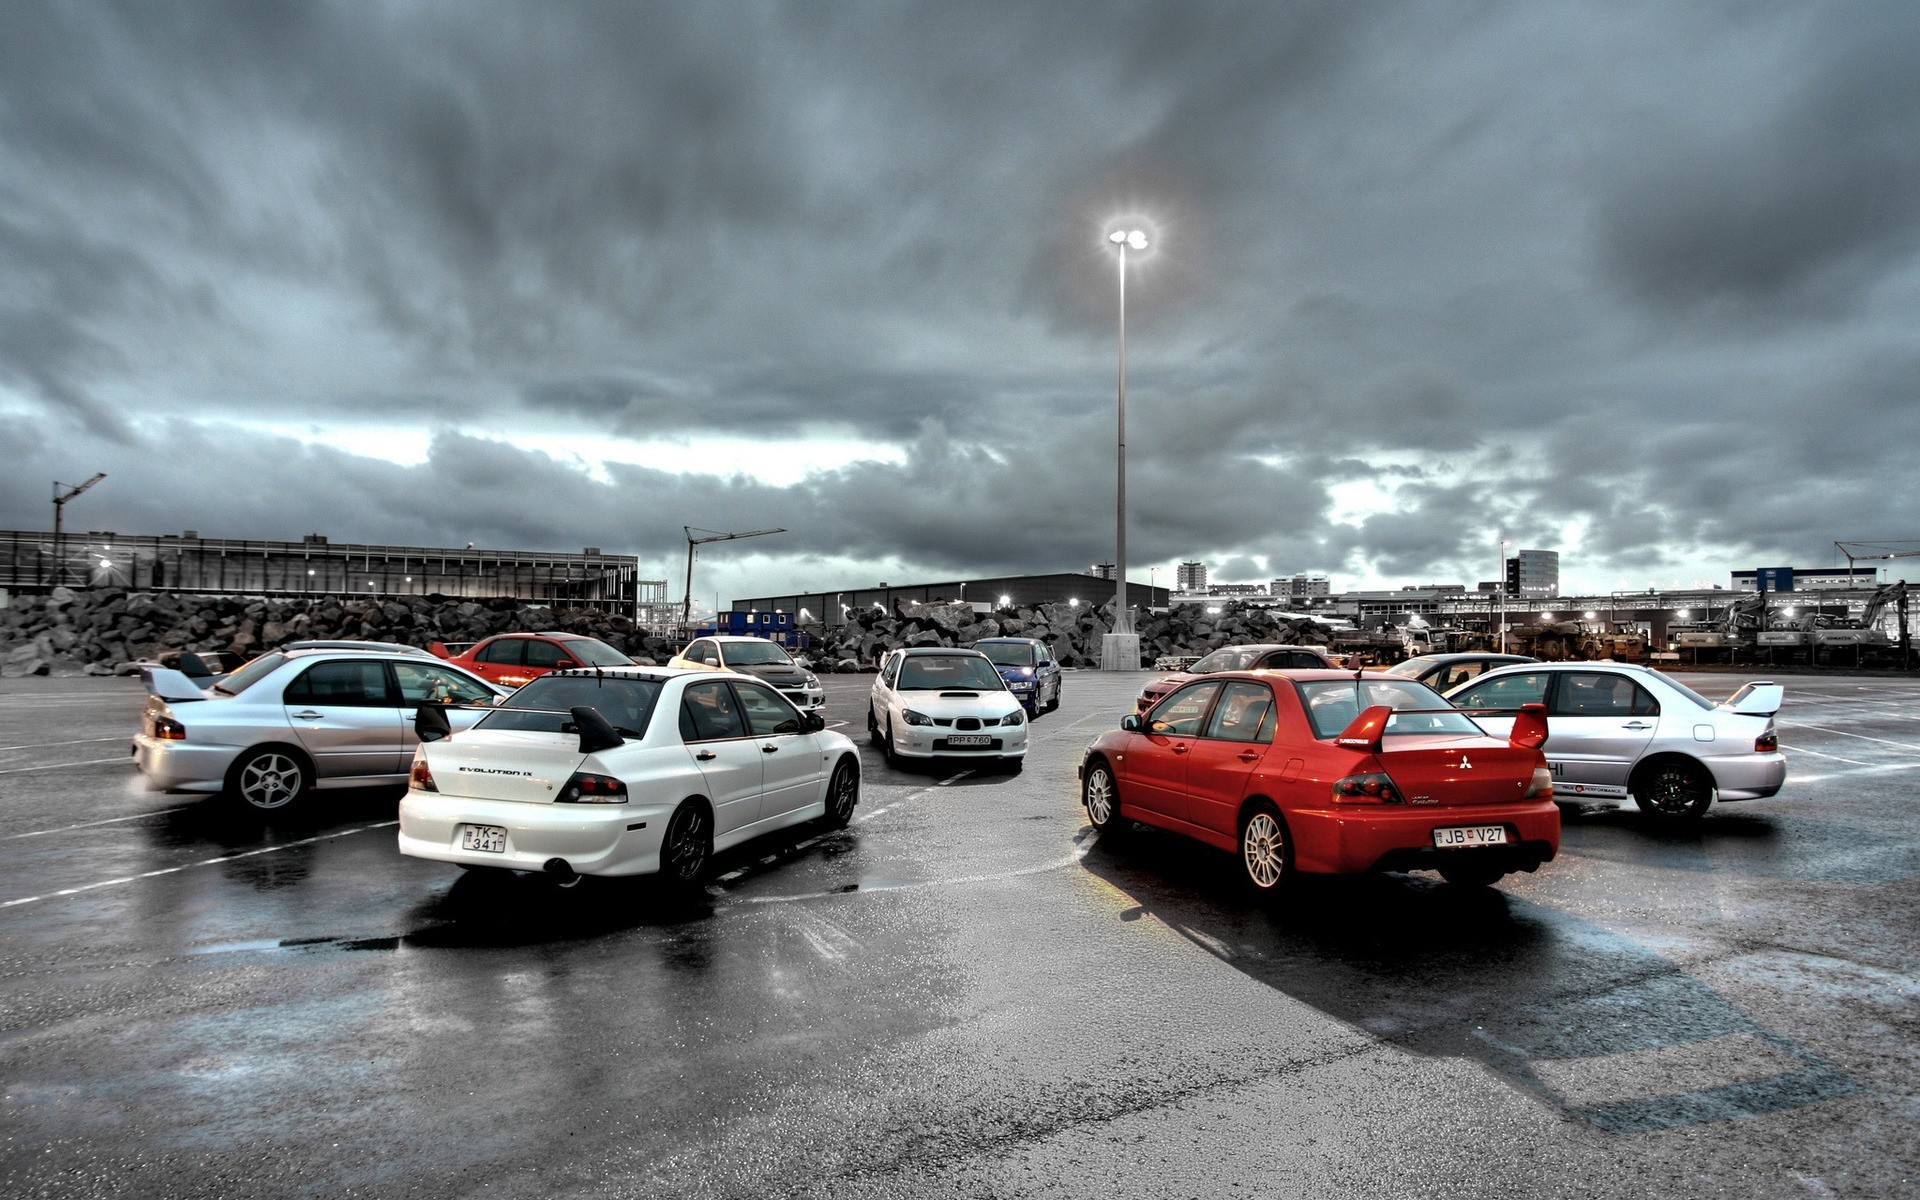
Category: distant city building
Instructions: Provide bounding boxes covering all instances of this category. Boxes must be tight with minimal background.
[735,572,1167,626]
[1505,550,1559,597]
[1272,573,1331,598]
[1208,583,1263,596]
[1089,562,1116,581]
[1732,566,1877,591]
[1176,561,1207,591]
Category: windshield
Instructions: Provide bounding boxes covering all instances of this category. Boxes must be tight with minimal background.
[479,674,662,738]
[721,640,794,667]
[1383,656,1440,678]
[1294,678,1479,740]
[896,655,1007,691]
[567,638,634,667]
[976,642,1038,667]
[213,652,288,696]
[1189,646,1271,673]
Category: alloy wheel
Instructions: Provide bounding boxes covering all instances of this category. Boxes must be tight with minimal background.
[1241,810,1287,890]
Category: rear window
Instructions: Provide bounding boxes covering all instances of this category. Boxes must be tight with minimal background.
[1189,646,1269,673]
[479,675,662,738]
[976,642,1038,667]
[566,638,632,667]
[212,652,288,696]
[1294,679,1480,740]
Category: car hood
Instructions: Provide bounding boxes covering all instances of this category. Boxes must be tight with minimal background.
[892,690,1022,717]
[731,663,809,686]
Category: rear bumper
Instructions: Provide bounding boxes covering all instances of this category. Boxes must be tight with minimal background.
[1704,751,1788,801]
[397,789,675,877]
[1286,799,1561,875]
[130,735,235,793]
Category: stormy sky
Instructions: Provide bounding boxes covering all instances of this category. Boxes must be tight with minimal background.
[4,1,1917,604]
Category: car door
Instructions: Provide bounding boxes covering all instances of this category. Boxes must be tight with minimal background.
[873,651,903,731]
[280,659,405,780]
[1448,670,1553,741]
[523,638,572,676]
[732,680,822,821]
[1543,671,1659,797]
[391,661,500,754]
[678,679,764,835]
[473,637,530,687]
[1183,680,1278,838]
[1124,680,1225,825]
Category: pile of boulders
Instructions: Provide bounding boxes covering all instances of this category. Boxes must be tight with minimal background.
[0,587,1340,677]
[800,597,1335,671]
[0,588,676,677]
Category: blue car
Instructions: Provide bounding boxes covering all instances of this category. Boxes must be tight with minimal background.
[970,637,1062,716]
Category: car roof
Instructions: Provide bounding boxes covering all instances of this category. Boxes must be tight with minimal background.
[282,640,435,656]
[539,665,704,682]
[894,646,990,657]
[972,636,1042,644]
[1479,660,1645,673]
[705,635,791,643]
[1403,652,1533,664]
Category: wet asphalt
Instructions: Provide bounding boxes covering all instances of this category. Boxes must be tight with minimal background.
[0,668,1916,1198]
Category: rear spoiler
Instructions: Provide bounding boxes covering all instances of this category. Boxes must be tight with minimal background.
[1723,682,1783,717]
[1343,702,1548,751]
[141,666,211,703]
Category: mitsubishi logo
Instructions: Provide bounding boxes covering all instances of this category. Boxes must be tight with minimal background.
[1458,755,1472,770]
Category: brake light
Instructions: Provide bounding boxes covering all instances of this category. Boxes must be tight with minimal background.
[152,715,187,741]
[1754,732,1778,753]
[409,755,438,792]
[1331,772,1403,804]
[1524,766,1554,799]
[558,772,628,804]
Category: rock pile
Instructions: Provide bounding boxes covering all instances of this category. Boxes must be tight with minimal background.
[0,587,1339,677]
[0,588,675,677]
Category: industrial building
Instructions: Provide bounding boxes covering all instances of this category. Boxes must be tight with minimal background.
[0,528,669,619]
[732,572,1167,627]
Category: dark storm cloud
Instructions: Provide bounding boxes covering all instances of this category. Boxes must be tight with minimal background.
[2,1,1915,594]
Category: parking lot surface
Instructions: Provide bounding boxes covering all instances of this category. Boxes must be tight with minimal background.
[1,669,1916,1197]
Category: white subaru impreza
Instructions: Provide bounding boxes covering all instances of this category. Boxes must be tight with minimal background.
[867,646,1029,772]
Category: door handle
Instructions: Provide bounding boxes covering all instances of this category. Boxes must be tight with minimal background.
[292,710,325,720]
[1622,722,1653,730]
[1238,751,1260,762]
[1171,743,1189,754]
[696,750,716,761]
[762,744,780,754]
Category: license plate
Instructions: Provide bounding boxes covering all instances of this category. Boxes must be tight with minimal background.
[1433,825,1508,849]
[460,824,508,853]
[946,735,991,747]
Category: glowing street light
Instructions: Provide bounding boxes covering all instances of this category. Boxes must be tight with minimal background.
[1103,225,1149,669]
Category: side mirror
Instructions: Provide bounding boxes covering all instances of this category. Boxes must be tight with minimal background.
[557,658,578,669]
[414,704,452,743]
[804,712,825,733]
[1509,702,1549,750]
[1120,714,1142,732]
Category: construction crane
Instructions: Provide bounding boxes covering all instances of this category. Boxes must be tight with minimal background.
[681,526,786,634]
[52,473,107,540]
[1835,540,1920,583]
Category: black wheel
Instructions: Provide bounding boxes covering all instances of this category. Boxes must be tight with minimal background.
[227,746,312,813]
[1437,862,1507,888]
[882,716,901,767]
[867,704,884,747]
[1238,801,1292,898]
[820,758,859,829]
[660,801,712,887]
[1045,679,1061,713]
[1083,759,1125,836]
[1633,762,1713,821]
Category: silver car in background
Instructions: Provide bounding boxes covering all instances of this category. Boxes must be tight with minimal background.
[132,645,509,813]
[1444,662,1786,821]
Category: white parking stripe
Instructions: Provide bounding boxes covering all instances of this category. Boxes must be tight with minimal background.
[1778,743,1878,767]
[0,757,131,775]
[1779,722,1920,754]
[0,806,197,841]
[0,736,128,752]
[0,821,398,908]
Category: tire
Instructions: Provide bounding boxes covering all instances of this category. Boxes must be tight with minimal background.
[882,716,901,767]
[820,758,859,829]
[1437,862,1507,888]
[867,704,884,747]
[1083,759,1125,836]
[228,746,312,813]
[1238,801,1292,897]
[660,800,712,887]
[1045,681,1061,713]
[1633,762,1714,821]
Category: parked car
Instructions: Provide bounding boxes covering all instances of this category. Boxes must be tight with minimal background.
[398,667,860,886]
[1082,670,1558,895]
[868,646,1029,771]
[1444,663,1785,821]
[1135,643,1336,712]
[667,635,824,712]
[970,636,1063,715]
[430,632,634,689]
[131,646,508,813]
[1384,653,1536,693]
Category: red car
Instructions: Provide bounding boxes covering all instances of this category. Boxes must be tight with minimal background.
[1081,669,1558,895]
[429,631,634,689]
[1135,643,1335,712]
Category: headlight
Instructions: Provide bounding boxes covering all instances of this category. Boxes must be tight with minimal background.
[804,672,820,688]
[1003,707,1026,726]
[902,709,934,727]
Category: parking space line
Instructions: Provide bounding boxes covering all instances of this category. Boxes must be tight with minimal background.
[0,736,128,752]
[1778,743,1878,767]
[1,805,197,841]
[0,757,132,776]
[1779,722,1920,754]
[0,821,398,909]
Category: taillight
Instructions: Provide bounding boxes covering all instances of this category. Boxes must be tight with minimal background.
[1331,772,1403,804]
[152,715,187,741]
[1754,732,1778,753]
[558,772,628,804]
[409,755,438,792]
[1524,766,1554,798]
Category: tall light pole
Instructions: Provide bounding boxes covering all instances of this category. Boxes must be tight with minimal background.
[1102,227,1148,670]
[1497,536,1511,653]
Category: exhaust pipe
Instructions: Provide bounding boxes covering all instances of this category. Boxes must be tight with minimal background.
[543,857,580,888]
